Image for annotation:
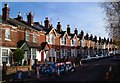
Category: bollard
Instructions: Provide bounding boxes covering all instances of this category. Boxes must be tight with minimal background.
[15,70,24,82]
[73,63,76,67]
[105,72,109,80]
[79,61,82,66]
[36,67,40,80]
[28,68,31,78]
[109,66,112,72]
[57,66,60,76]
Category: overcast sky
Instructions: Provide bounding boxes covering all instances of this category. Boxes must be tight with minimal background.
[1,2,109,39]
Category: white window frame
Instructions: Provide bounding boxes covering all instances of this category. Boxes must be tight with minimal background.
[71,39,76,46]
[33,33,37,43]
[60,37,67,45]
[31,48,36,59]
[46,34,55,44]
[2,48,10,65]
[5,28,11,41]
[51,34,55,44]
[25,31,30,41]
[60,49,67,58]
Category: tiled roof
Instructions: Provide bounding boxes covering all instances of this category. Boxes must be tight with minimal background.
[59,31,66,37]
[68,33,75,39]
[45,28,53,35]
[40,42,48,50]
[17,40,39,48]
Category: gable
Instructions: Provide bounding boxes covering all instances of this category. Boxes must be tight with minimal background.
[49,28,57,36]
[63,32,69,39]
[44,44,49,51]
[73,34,77,40]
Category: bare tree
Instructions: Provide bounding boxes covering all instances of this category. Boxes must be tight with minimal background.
[101,1,120,49]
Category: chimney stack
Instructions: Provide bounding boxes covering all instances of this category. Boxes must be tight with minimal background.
[74,28,78,35]
[80,30,84,37]
[2,3,10,21]
[56,22,62,33]
[90,34,93,41]
[27,11,34,26]
[44,17,50,28]
[67,25,70,34]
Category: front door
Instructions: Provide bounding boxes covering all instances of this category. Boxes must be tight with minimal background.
[41,51,44,61]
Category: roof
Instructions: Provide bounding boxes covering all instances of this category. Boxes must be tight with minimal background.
[17,40,39,48]
[68,33,75,39]
[59,31,66,37]
[1,15,44,31]
[40,42,49,50]
[45,28,53,35]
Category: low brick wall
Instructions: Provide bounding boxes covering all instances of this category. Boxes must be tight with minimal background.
[6,66,31,75]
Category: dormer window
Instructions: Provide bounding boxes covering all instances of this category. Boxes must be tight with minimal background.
[71,39,76,46]
[61,37,67,45]
[46,34,55,44]
[25,31,30,41]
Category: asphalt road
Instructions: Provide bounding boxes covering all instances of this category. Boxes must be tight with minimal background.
[3,56,120,83]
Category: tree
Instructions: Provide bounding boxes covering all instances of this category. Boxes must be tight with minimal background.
[101,2,120,49]
[13,48,24,65]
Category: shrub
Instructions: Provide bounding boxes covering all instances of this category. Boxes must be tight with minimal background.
[13,49,24,65]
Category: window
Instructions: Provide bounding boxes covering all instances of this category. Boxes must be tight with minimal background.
[71,39,76,46]
[61,37,67,45]
[60,49,67,58]
[61,49,64,58]
[32,49,36,59]
[47,48,55,57]
[64,38,66,44]
[2,49,8,63]
[51,34,54,44]
[47,34,55,44]
[5,28,10,40]
[71,49,77,57]
[25,31,30,41]
[33,33,36,43]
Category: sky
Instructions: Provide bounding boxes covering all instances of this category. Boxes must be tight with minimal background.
[1,2,109,39]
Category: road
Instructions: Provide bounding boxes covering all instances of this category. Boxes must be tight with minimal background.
[3,56,120,83]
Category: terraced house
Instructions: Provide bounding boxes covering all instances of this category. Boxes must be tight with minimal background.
[0,3,117,66]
